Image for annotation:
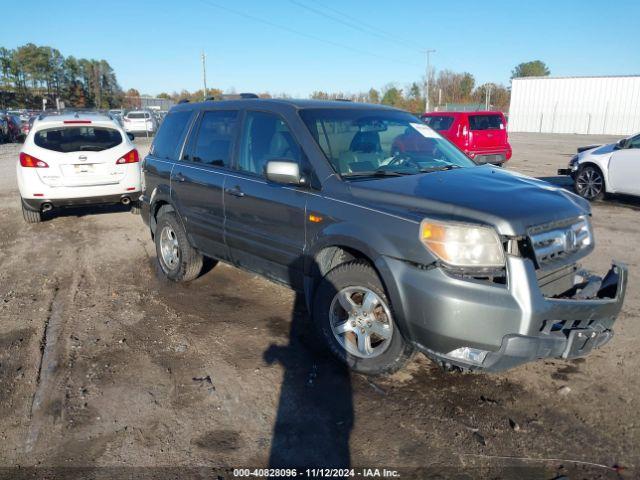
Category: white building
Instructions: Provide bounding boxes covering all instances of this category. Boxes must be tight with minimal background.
[508,75,640,135]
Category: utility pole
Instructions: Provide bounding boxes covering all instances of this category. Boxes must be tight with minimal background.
[201,51,208,101]
[485,84,493,110]
[423,49,436,113]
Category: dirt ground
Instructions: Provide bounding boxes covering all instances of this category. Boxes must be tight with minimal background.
[0,132,638,479]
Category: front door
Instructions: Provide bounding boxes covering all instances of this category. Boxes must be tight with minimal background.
[608,134,640,196]
[170,110,239,261]
[224,110,307,288]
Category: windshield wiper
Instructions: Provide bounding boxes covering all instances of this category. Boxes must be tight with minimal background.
[419,165,462,173]
[343,170,411,178]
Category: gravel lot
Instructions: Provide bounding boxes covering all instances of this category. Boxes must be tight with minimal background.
[0,132,638,478]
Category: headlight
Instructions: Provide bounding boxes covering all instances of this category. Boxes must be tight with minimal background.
[569,154,579,167]
[420,219,505,268]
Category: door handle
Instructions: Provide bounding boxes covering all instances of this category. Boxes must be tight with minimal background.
[225,186,245,197]
[175,172,186,182]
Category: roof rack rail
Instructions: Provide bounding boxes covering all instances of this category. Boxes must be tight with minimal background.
[178,99,190,104]
[206,93,260,102]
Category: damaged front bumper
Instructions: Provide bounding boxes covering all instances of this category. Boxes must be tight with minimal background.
[389,254,628,372]
[451,261,625,372]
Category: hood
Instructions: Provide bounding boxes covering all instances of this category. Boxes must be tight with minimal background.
[584,143,615,156]
[348,166,590,236]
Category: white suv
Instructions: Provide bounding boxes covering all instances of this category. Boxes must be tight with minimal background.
[17,113,141,223]
[123,110,157,135]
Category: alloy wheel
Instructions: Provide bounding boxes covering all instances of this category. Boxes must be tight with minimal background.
[575,167,604,199]
[159,225,180,270]
[329,286,393,359]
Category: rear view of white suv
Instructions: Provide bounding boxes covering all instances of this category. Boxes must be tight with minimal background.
[17,113,141,223]
[123,110,157,135]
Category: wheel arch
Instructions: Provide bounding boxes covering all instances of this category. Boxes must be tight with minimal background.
[304,238,412,338]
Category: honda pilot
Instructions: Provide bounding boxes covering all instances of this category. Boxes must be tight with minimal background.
[139,98,627,374]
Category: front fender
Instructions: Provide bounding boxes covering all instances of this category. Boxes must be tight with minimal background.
[306,220,430,336]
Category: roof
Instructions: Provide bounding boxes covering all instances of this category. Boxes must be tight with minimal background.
[171,98,400,112]
[34,112,118,126]
[512,74,640,81]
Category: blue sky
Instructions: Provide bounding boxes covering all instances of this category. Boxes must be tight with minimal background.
[2,0,639,97]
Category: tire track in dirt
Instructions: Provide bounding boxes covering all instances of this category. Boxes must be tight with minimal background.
[25,271,79,453]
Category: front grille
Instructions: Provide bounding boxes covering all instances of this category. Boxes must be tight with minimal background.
[528,216,593,269]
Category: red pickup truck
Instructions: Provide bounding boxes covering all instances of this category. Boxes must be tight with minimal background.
[421,111,512,165]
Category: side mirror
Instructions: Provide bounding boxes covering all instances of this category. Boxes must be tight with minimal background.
[127,132,135,141]
[265,159,305,185]
[615,138,627,150]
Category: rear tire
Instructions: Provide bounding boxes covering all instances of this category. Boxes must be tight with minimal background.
[155,211,203,282]
[21,201,42,224]
[312,261,414,375]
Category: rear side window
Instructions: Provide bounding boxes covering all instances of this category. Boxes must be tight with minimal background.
[151,110,193,160]
[423,115,454,131]
[468,114,503,130]
[189,110,238,167]
[127,112,149,119]
[34,127,122,153]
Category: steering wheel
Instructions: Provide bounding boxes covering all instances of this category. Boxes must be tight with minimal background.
[381,153,420,170]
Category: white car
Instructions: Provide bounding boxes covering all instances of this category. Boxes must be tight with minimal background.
[561,132,640,200]
[122,110,157,135]
[17,113,141,223]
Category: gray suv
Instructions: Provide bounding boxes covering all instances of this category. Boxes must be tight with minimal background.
[139,98,627,374]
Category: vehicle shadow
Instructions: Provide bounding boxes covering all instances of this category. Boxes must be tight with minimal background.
[44,203,135,220]
[264,264,353,469]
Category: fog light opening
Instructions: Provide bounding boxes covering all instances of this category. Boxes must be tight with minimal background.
[447,347,489,365]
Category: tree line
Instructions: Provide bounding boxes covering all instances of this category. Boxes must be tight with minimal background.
[1,43,549,114]
[308,61,549,114]
[0,43,123,109]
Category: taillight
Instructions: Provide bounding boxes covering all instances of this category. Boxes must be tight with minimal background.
[20,152,49,168]
[116,149,139,164]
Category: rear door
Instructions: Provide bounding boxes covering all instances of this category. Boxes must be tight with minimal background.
[607,134,640,195]
[468,113,507,152]
[32,124,131,187]
[170,109,238,261]
[224,110,307,288]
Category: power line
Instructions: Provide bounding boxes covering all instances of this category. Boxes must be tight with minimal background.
[197,0,420,68]
[309,0,420,51]
[289,0,420,52]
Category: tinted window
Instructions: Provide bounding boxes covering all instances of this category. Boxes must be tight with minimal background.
[423,115,454,131]
[190,110,238,167]
[238,111,302,176]
[151,111,192,160]
[34,127,122,153]
[468,114,503,130]
[127,112,149,119]
[627,134,640,149]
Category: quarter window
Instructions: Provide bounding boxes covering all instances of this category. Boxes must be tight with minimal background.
[151,110,192,160]
[190,110,238,167]
[238,111,302,176]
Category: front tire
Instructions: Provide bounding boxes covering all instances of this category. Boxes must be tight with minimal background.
[575,165,605,201]
[21,200,42,224]
[312,261,414,375]
[155,211,203,282]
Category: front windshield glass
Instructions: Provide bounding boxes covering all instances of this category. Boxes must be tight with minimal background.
[299,108,476,178]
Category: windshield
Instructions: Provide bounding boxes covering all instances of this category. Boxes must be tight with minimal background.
[299,108,475,178]
[35,127,122,153]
